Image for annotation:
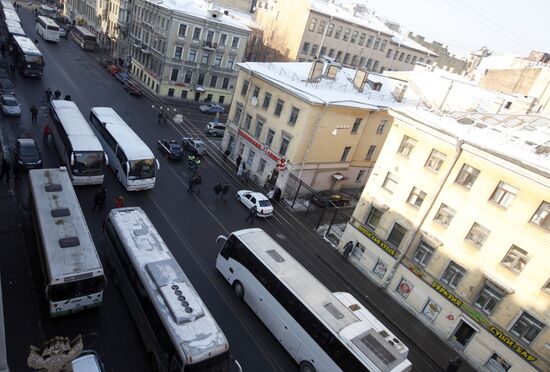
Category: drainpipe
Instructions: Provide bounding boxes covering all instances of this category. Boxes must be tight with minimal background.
[298,101,329,179]
[382,138,465,288]
[439,80,454,111]
[364,31,380,71]
[316,16,333,59]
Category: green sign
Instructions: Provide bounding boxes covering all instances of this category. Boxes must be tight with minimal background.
[354,222,398,257]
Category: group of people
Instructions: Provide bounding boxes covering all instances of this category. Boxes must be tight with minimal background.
[187,154,201,172]
[91,187,124,212]
[187,174,202,193]
[212,182,230,201]
[235,155,250,184]
[45,88,70,102]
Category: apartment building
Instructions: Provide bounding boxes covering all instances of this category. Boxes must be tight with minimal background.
[407,33,467,75]
[220,60,418,193]
[340,108,550,371]
[255,0,436,73]
[65,0,101,30]
[129,0,250,101]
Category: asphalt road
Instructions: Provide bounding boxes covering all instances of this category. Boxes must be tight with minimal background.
[1,5,452,372]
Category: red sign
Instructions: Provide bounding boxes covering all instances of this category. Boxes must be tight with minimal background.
[239,129,280,162]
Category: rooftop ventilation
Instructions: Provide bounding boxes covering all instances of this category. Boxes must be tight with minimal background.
[59,237,80,248]
[160,282,205,325]
[51,208,70,218]
[323,302,344,320]
[308,60,324,81]
[325,63,339,80]
[371,82,383,91]
[208,9,223,19]
[45,184,62,192]
[266,249,285,263]
[352,69,369,93]
[392,84,407,102]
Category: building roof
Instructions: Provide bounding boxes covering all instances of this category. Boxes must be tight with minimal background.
[150,0,250,31]
[238,61,421,109]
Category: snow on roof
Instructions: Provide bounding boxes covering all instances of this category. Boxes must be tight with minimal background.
[308,0,436,56]
[148,0,250,31]
[238,61,420,110]
[394,108,550,176]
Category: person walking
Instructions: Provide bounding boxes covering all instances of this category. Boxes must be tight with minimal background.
[54,89,61,100]
[235,154,242,169]
[30,105,38,123]
[245,205,256,225]
[221,182,230,202]
[194,174,202,194]
[92,187,107,211]
[187,175,196,193]
[45,88,52,102]
[445,357,463,372]
[157,113,164,125]
[213,182,222,201]
[342,241,355,260]
[0,158,10,184]
[114,196,124,208]
[236,162,245,178]
[42,125,51,145]
[64,95,72,101]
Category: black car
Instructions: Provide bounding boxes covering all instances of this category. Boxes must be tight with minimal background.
[310,190,351,207]
[0,78,14,95]
[157,139,184,160]
[14,139,42,169]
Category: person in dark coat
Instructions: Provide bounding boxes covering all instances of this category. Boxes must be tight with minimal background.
[45,88,52,102]
[54,89,61,99]
[213,182,222,200]
[92,187,107,211]
[64,95,71,101]
[235,154,242,168]
[0,158,10,184]
[187,175,196,193]
[446,357,463,372]
[221,182,230,201]
[342,241,354,259]
[30,105,38,123]
[245,205,256,224]
[195,174,202,194]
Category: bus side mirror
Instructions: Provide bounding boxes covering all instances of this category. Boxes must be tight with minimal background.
[231,357,242,372]
[45,284,51,297]
[104,153,109,166]
[216,235,227,245]
[155,159,160,170]
[70,153,74,166]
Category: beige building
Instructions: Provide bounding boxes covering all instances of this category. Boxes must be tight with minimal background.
[407,33,467,75]
[255,0,436,73]
[340,108,550,371]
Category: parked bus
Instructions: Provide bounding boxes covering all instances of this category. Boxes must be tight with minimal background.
[216,228,413,372]
[105,207,236,371]
[2,8,20,23]
[49,100,107,185]
[0,0,15,11]
[6,23,25,37]
[12,35,43,77]
[29,167,106,317]
[89,107,158,191]
[36,16,60,42]
[71,26,96,51]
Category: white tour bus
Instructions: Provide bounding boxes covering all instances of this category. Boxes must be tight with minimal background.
[105,207,237,371]
[216,228,413,372]
[49,100,107,185]
[2,8,20,23]
[0,0,15,11]
[29,167,106,317]
[36,15,60,42]
[89,107,158,191]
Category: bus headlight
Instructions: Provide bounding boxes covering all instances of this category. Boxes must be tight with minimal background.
[93,299,98,303]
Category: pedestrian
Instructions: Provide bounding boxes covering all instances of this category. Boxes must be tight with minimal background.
[237,162,245,178]
[34,38,38,45]
[0,158,10,184]
[187,175,196,193]
[194,158,201,173]
[236,154,242,168]
[157,112,163,125]
[12,1,16,8]
[0,42,5,57]
[114,195,124,208]
[342,241,355,260]
[45,88,52,102]
[445,357,463,372]
[64,95,71,101]
[16,3,20,10]
[245,205,256,224]
[213,182,222,200]
[42,125,51,144]
[92,187,107,211]
[54,89,61,99]
[30,105,38,123]
[221,182,230,201]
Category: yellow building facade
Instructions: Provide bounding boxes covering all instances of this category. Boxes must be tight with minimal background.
[340,108,550,371]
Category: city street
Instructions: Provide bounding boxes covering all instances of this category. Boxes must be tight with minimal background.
[0,5,472,372]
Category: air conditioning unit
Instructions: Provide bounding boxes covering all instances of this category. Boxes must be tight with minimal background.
[250,96,258,106]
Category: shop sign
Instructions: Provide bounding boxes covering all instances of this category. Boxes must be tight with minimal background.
[431,281,537,363]
[353,222,397,257]
[239,129,280,162]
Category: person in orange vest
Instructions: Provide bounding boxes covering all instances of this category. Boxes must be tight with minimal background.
[114,196,124,208]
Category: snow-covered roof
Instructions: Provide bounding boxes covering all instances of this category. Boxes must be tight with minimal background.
[238,61,421,110]
[148,0,250,31]
[308,0,436,56]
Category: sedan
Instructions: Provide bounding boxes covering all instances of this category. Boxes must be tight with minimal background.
[14,139,42,170]
[0,78,14,96]
[205,122,226,137]
[115,71,129,83]
[0,95,21,116]
[310,190,351,207]
[236,190,274,217]
[124,80,142,96]
[199,103,225,114]
[157,139,184,160]
[182,137,206,156]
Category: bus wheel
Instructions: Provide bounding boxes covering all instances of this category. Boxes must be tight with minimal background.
[149,352,160,372]
[299,361,315,372]
[233,281,244,299]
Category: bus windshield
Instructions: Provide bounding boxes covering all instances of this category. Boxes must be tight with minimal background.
[184,351,230,372]
[25,55,44,64]
[128,159,155,180]
[73,151,104,176]
[49,276,105,302]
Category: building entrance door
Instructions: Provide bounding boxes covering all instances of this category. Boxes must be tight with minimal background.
[450,320,477,350]
[194,92,201,101]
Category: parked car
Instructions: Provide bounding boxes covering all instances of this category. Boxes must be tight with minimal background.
[114,71,129,83]
[0,94,21,116]
[107,64,121,75]
[123,80,142,96]
[198,103,225,114]
[69,350,105,372]
[205,122,226,137]
[157,139,184,160]
[236,190,274,217]
[14,139,42,170]
[182,137,207,156]
[0,78,14,95]
[310,190,351,207]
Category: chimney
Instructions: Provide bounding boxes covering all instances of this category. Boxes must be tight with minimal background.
[392,84,407,102]
[352,69,369,92]
[325,63,339,80]
[372,82,383,91]
[308,60,324,81]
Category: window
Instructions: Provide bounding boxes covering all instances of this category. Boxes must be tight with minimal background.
[441,262,466,289]
[192,27,201,40]
[355,170,365,183]
[302,42,310,54]
[318,21,325,34]
[454,164,480,189]
[351,55,358,66]
[351,30,358,43]
[262,93,272,109]
[343,28,350,41]
[365,145,376,160]
[380,39,387,52]
[335,51,342,61]
[387,223,407,249]
[243,114,252,131]
[257,158,266,174]
[484,354,511,372]
[397,135,417,157]
[434,204,456,226]
[328,48,335,57]
[411,56,417,64]
[170,68,179,81]
[412,241,435,267]
[174,46,183,59]
[465,223,490,248]
[288,107,300,126]
[407,187,426,208]
[265,129,275,147]
[351,118,361,134]
[405,54,411,63]
[241,80,249,96]
[334,26,342,39]
[227,56,235,69]
[178,24,187,37]
[279,136,290,156]
[209,75,217,88]
[222,77,230,90]
[366,59,373,70]
[366,35,373,47]
[252,86,260,99]
[219,34,227,46]
[196,73,205,86]
[201,51,211,64]
[213,54,223,67]
[399,52,405,62]
[365,207,382,229]
[474,282,505,315]
[530,201,550,230]
[386,48,393,58]
[340,146,351,162]
[234,104,243,123]
[501,245,529,273]
[489,181,518,209]
[372,60,379,72]
[343,53,350,65]
[382,172,398,193]
[231,36,240,49]
[510,312,545,344]
[326,23,334,36]
[181,90,188,99]
[310,44,318,57]
[319,47,327,57]
[308,18,317,31]
[373,37,380,50]
[358,33,366,46]
[425,149,446,172]
[376,119,387,134]
[188,49,197,62]
[184,71,192,84]
[274,99,284,116]
[167,88,174,97]
[254,118,264,139]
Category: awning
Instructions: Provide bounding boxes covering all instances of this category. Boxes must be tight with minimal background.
[196,85,206,92]
[483,271,515,294]
[332,173,347,180]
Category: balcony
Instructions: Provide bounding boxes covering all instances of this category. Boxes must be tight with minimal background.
[203,41,217,50]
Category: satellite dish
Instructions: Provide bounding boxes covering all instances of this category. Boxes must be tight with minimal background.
[250,97,258,106]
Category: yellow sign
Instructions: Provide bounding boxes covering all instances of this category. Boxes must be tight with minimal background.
[355,223,397,257]
[489,327,537,362]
